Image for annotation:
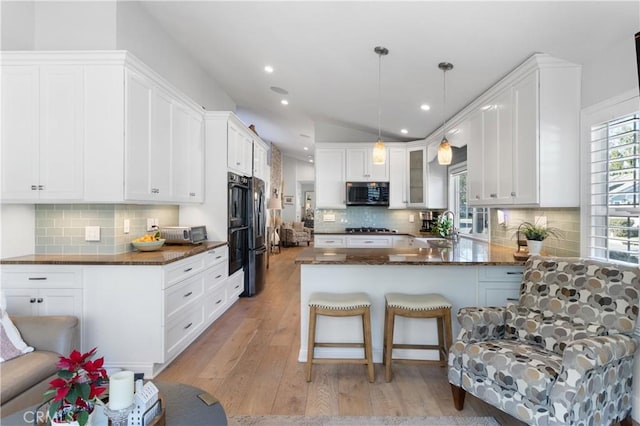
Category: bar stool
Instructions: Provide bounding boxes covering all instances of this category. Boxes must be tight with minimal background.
[306,292,374,383]
[383,293,452,382]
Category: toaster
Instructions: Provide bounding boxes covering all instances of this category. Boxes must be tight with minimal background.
[160,226,207,244]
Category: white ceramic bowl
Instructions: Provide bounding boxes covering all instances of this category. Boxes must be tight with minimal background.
[131,239,166,251]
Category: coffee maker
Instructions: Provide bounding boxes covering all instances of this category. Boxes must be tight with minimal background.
[420,211,438,232]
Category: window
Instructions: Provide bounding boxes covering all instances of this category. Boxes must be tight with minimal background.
[589,112,640,264]
[449,162,489,240]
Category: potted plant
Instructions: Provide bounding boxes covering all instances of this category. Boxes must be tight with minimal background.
[44,347,108,426]
[433,215,454,238]
[516,221,563,255]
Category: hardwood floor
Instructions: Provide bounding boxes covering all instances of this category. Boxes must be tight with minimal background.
[157,245,526,425]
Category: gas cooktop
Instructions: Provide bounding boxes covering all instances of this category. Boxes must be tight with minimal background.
[345,227,392,233]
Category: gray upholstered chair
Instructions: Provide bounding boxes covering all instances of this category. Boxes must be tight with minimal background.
[280,222,311,247]
[448,256,639,426]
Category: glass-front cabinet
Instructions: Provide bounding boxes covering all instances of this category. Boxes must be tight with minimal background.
[408,147,425,206]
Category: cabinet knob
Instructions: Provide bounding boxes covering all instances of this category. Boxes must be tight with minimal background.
[510,191,516,197]
[475,195,480,199]
[236,162,241,166]
[37,298,43,303]
[30,298,36,303]
[490,193,497,198]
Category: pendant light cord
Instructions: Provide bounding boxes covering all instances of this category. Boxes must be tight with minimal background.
[378,52,382,141]
[442,67,446,140]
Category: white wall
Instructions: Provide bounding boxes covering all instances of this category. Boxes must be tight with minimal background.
[281,155,315,223]
[581,34,639,109]
[0,205,35,258]
[1,1,35,50]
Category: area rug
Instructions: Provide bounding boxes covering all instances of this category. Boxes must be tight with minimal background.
[227,415,500,425]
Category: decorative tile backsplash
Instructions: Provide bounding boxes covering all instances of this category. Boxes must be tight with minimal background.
[314,207,424,234]
[35,204,179,254]
[490,207,580,256]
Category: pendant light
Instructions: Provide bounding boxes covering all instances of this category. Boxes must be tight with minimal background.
[437,62,454,165]
[372,46,389,165]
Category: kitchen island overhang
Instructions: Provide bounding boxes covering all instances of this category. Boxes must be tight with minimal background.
[295,240,525,364]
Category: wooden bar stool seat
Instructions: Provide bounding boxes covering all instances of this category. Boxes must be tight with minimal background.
[306,292,374,383]
[383,293,453,382]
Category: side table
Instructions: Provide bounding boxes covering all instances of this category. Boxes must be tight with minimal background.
[0,382,227,426]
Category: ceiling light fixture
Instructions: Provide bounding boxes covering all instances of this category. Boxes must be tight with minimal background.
[264,65,274,73]
[281,99,289,105]
[372,46,389,165]
[303,147,308,151]
[400,129,408,134]
[437,62,454,165]
[420,104,431,111]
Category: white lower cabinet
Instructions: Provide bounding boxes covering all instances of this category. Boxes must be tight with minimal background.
[346,236,393,248]
[314,235,346,248]
[477,266,523,306]
[80,245,235,377]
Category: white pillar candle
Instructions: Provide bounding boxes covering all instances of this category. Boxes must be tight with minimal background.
[109,370,134,410]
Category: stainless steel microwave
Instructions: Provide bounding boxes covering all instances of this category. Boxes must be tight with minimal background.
[345,182,390,206]
[160,226,208,244]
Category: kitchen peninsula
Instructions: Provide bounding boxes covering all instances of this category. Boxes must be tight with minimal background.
[295,238,525,363]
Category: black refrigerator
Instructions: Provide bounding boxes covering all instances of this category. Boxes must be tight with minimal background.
[246,177,267,296]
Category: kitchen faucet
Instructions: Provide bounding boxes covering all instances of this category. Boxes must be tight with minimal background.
[440,210,458,240]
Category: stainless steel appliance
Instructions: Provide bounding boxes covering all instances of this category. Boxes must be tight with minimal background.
[246,177,266,296]
[160,226,207,244]
[228,172,249,278]
[420,211,437,232]
[345,181,390,206]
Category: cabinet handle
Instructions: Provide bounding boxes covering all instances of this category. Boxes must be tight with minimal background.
[189,192,196,197]
[236,162,241,166]
[183,267,193,273]
[37,298,43,303]
[365,241,373,244]
[215,275,222,279]
[183,291,193,298]
[30,298,36,303]
[506,272,523,275]
[234,284,240,289]
[506,298,519,301]
[490,193,497,198]
[475,195,480,199]
[215,255,222,259]
[38,185,44,190]
[28,277,47,280]
[216,299,223,305]
[184,322,193,330]
[31,185,38,190]
[326,240,335,243]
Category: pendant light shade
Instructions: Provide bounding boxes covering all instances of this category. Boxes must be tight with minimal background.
[372,46,389,165]
[438,62,454,166]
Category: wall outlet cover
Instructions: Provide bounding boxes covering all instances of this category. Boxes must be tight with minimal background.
[535,216,547,227]
[85,226,100,241]
[323,214,335,222]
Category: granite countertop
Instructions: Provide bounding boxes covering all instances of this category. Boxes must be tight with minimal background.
[295,238,524,266]
[0,241,227,266]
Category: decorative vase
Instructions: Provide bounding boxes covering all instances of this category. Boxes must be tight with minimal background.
[527,240,543,256]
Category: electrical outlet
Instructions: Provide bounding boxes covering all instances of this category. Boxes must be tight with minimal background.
[124,219,130,234]
[85,226,100,241]
[409,214,415,223]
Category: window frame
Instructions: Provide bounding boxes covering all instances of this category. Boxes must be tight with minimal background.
[448,161,490,241]
[581,89,640,263]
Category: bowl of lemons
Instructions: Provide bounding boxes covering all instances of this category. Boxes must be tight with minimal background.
[131,233,166,251]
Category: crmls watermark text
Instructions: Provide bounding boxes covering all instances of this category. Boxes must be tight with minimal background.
[22,410,49,424]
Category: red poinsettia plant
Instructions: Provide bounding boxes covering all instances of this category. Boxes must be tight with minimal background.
[44,347,108,426]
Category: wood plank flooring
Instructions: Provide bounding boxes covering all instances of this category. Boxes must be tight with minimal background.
[157,246,527,424]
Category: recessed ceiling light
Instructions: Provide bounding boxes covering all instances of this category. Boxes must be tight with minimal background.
[281,99,289,105]
[303,147,309,151]
[400,129,408,134]
[270,86,288,95]
[264,65,274,73]
[420,104,431,111]
[309,159,314,163]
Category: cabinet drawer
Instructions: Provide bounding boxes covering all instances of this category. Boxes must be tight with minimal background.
[314,235,346,247]
[346,236,392,248]
[478,266,524,282]
[164,255,205,288]
[1,270,81,288]
[164,274,204,322]
[205,285,227,323]
[165,302,204,359]
[227,270,244,300]
[204,262,227,293]
[204,245,228,268]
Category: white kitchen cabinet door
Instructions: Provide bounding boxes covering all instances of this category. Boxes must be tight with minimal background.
[3,288,40,316]
[253,140,269,181]
[227,119,253,176]
[149,87,173,199]
[1,66,40,201]
[315,148,346,209]
[38,65,84,201]
[124,69,154,201]
[37,288,83,318]
[1,65,83,202]
[171,101,204,203]
[346,147,389,181]
[407,146,426,206]
[512,71,539,205]
[467,111,485,205]
[388,147,407,209]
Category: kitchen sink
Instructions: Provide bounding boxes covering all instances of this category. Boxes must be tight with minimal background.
[413,237,453,248]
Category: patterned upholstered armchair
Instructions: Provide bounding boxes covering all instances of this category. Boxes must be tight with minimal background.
[449,256,639,426]
[280,222,311,247]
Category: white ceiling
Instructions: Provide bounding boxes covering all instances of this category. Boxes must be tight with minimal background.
[141,1,639,161]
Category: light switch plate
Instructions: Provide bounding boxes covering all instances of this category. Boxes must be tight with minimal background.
[124,219,130,234]
[85,226,100,241]
[409,214,415,223]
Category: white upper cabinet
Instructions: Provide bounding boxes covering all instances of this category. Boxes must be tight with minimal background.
[460,54,581,207]
[2,52,205,204]
[388,147,407,209]
[1,65,83,202]
[315,147,346,209]
[253,139,269,182]
[345,147,389,181]
[227,117,253,176]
